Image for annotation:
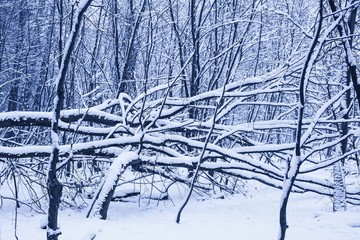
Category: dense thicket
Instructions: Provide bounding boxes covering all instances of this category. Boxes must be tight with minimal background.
[1,0,360,239]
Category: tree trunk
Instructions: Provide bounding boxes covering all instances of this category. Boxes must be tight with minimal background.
[87,151,139,219]
[47,1,92,239]
[333,160,347,212]
[278,1,323,239]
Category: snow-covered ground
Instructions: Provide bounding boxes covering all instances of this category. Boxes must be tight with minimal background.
[1,183,360,240]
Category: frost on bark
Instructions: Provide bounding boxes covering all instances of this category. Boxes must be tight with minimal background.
[327,0,357,213]
[87,151,139,219]
[333,160,347,212]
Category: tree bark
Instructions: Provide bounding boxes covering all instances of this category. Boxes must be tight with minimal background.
[328,0,359,212]
[47,1,92,239]
[278,1,323,239]
[333,159,347,212]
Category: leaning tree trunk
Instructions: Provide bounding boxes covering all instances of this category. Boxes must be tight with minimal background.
[86,151,139,220]
[47,1,92,239]
[278,1,323,239]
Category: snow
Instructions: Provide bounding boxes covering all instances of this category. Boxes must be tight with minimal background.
[1,184,359,240]
[88,151,139,218]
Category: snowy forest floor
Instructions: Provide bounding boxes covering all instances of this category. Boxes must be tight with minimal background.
[1,182,360,240]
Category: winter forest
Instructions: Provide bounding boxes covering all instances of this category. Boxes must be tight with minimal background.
[1,0,360,239]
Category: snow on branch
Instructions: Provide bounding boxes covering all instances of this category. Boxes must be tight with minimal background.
[86,151,139,219]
